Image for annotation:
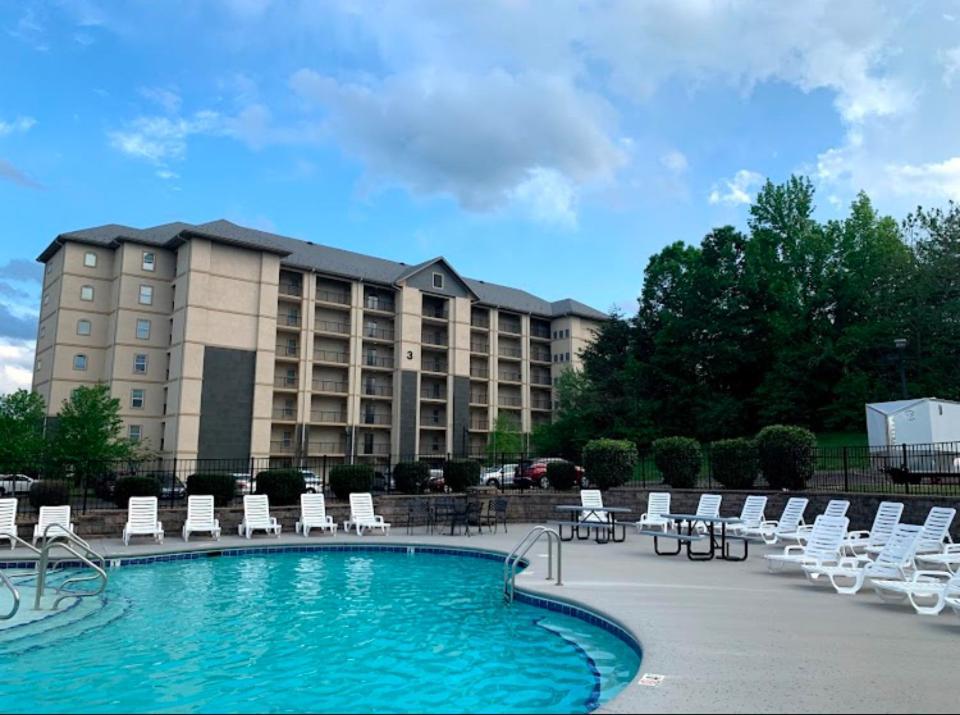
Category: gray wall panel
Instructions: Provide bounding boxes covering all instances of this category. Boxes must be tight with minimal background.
[399,370,418,459]
[452,375,470,457]
[197,346,256,460]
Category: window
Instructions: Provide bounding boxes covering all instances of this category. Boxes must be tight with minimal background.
[553,377,559,386]
[565,329,570,338]
[129,425,142,442]
[80,285,94,301]
[139,285,153,305]
[134,354,148,374]
[432,272,444,289]
[553,354,558,363]
[364,433,374,454]
[77,319,91,336]
[136,319,151,340]
[39,324,45,339]
[142,251,156,272]
[84,251,97,267]
[43,292,49,306]
[131,389,145,409]
[35,358,41,372]
[565,352,570,362]
[73,354,87,371]
[553,330,558,339]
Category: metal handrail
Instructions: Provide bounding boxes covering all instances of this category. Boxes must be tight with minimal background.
[0,570,20,620]
[503,526,562,603]
[34,525,108,610]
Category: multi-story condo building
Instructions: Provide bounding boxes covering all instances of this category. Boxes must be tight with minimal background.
[32,220,605,467]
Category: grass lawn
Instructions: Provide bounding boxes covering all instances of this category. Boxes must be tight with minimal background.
[816,432,868,449]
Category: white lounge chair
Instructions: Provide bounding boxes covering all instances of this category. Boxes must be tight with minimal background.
[344,493,390,535]
[296,493,337,537]
[728,496,767,536]
[795,500,850,543]
[238,494,281,539]
[842,501,903,555]
[182,495,221,542]
[0,498,17,550]
[764,515,849,572]
[872,569,960,616]
[897,506,955,556]
[915,544,960,574]
[636,492,672,533]
[691,493,722,534]
[123,497,164,545]
[579,489,610,524]
[753,497,807,544]
[802,524,922,595]
[32,505,75,545]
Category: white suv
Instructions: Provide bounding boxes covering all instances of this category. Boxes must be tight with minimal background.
[481,464,518,489]
[0,474,35,497]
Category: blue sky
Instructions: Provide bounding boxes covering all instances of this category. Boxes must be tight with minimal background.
[2,0,960,392]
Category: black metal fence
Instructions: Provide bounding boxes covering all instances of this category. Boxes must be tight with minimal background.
[2,441,959,515]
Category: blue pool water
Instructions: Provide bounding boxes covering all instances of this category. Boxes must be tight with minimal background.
[0,548,640,713]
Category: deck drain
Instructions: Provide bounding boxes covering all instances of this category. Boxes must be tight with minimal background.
[638,674,665,687]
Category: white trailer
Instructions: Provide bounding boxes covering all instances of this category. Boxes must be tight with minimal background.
[865,398,960,474]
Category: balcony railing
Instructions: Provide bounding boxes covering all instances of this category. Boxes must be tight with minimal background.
[420,387,446,400]
[498,395,522,407]
[316,319,350,334]
[499,320,522,335]
[470,393,488,404]
[530,349,551,363]
[420,415,445,427]
[470,366,489,379]
[358,443,391,456]
[278,313,301,328]
[422,361,447,374]
[308,441,346,454]
[278,280,302,297]
[498,345,522,358]
[272,407,296,420]
[531,374,552,386]
[270,440,295,454]
[312,379,348,393]
[317,288,351,305]
[423,306,448,320]
[364,354,393,368]
[363,383,393,397]
[470,419,489,430]
[470,341,489,353]
[314,349,349,364]
[498,371,522,383]
[311,410,347,423]
[470,315,490,329]
[364,325,395,341]
[530,325,551,340]
[364,296,395,312]
[274,375,298,389]
[275,343,299,358]
[423,333,448,347]
[531,399,552,410]
[360,413,391,426]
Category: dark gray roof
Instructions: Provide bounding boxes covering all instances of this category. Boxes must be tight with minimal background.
[38,219,608,320]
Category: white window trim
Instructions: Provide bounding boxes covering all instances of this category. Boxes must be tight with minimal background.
[80,285,94,301]
[432,272,444,289]
[136,319,151,340]
[131,389,145,409]
[139,284,154,305]
[134,354,148,374]
[77,319,91,336]
[84,251,97,267]
[73,354,87,371]
[142,251,156,272]
[129,425,142,442]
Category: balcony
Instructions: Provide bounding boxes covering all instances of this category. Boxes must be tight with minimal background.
[470,366,489,379]
[316,319,350,335]
[270,440,295,454]
[363,354,393,369]
[274,375,298,390]
[470,315,490,329]
[531,374,552,386]
[531,398,552,411]
[530,348,551,363]
[275,343,299,359]
[272,406,297,420]
[308,441,346,455]
[498,395,522,407]
[498,345,522,359]
[498,370,522,383]
[420,386,446,401]
[277,313,301,329]
[311,410,347,424]
[422,359,447,374]
[360,412,391,426]
[363,325,395,341]
[364,295,395,313]
[363,383,393,398]
[278,280,302,298]
[498,319,521,335]
[312,379,348,394]
[358,443,391,456]
[470,341,489,354]
[422,306,448,321]
[530,325,551,340]
[422,332,448,347]
[470,392,488,405]
[469,419,489,431]
[317,288,351,306]
[314,349,349,364]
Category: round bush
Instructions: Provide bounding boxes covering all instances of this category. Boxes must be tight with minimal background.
[442,460,481,493]
[113,476,162,507]
[546,461,579,491]
[187,472,237,507]
[710,438,759,489]
[755,425,816,490]
[581,439,638,490]
[255,469,305,506]
[329,464,374,500]
[652,437,702,488]
[28,480,70,509]
[393,462,430,494]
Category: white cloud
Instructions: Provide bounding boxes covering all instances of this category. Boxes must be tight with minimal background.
[510,168,578,229]
[708,170,764,206]
[885,157,960,202]
[155,169,179,180]
[660,150,688,174]
[139,86,182,113]
[0,116,36,135]
[0,339,35,394]
[942,47,960,86]
[108,111,220,163]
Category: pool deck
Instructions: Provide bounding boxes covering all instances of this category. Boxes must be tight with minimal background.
[5,524,959,713]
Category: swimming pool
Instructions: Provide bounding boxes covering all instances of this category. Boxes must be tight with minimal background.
[0,547,640,713]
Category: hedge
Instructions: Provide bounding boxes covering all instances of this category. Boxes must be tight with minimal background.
[255,469,305,506]
[710,438,759,489]
[652,437,702,489]
[581,439,638,491]
[186,472,237,507]
[546,461,579,491]
[113,476,162,507]
[755,425,817,490]
[443,460,481,493]
[329,464,374,500]
[28,480,70,509]
[393,462,430,494]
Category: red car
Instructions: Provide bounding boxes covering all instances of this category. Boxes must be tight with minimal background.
[516,459,585,489]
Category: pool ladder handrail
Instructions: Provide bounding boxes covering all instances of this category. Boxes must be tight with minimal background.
[503,526,562,603]
[33,525,108,611]
[0,569,20,620]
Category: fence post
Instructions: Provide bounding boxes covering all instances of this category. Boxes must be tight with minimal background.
[81,469,88,515]
[842,447,849,492]
[322,454,327,495]
[902,443,910,495]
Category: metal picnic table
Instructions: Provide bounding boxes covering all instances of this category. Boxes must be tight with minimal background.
[554,505,632,544]
[641,513,748,561]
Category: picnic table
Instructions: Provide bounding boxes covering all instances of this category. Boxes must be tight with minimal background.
[554,505,632,544]
[638,513,749,561]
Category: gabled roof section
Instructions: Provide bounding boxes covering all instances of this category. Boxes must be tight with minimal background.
[394,256,479,299]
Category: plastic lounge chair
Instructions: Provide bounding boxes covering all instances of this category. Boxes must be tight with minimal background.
[914,545,960,574]
[0,498,18,550]
[296,493,337,537]
[32,505,75,545]
[872,569,960,616]
[691,494,722,534]
[123,497,164,545]
[636,492,671,533]
[802,524,922,594]
[878,506,955,556]
[579,489,610,524]
[728,496,767,536]
[344,493,390,536]
[764,515,849,572]
[794,500,850,543]
[842,501,903,555]
[182,495,221,542]
[749,497,807,545]
[238,494,281,539]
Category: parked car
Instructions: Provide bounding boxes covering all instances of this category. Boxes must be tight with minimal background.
[515,458,585,489]
[424,468,446,493]
[0,474,35,496]
[301,470,325,493]
[231,472,254,494]
[481,464,519,489]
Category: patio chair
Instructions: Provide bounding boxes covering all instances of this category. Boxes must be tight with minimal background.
[238,494,281,539]
[764,515,849,572]
[344,493,390,536]
[123,497,165,545]
[636,492,672,533]
[478,499,495,534]
[182,495,221,542]
[32,505,75,545]
[750,497,807,544]
[691,494,722,534]
[878,506,955,556]
[842,501,903,555]
[728,496,767,537]
[492,497,508,534]
[296,493,337,537]
[872,569,960,616]
[0,498,17,550]
[914,544,960,574]
[802,523,922,594]
[794,500,850,543]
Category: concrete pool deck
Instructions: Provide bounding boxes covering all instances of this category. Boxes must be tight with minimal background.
[3,525,958,713]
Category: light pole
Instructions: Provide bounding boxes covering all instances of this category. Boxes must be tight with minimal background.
[894,338,908,399]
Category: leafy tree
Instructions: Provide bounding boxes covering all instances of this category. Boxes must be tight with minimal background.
[0,389,47,469]
[486,412,523,459]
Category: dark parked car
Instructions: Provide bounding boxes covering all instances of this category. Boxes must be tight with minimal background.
[515,459,585,489]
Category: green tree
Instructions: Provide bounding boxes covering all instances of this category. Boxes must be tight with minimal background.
[0,389,47,469]
[486,412,523,459]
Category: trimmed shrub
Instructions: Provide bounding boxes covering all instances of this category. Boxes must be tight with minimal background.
[711,438,759,489]
[546,461,579,491]
[186,472,237,507]
[393,462,430,494]
[255,469,305,506]
[329,464,374,501]
[755,425,817,490]
[28,480,71,510]
[652,437,702,489]
[582,439,638,491]
[113,476,162,507]
[443,460,481,493]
